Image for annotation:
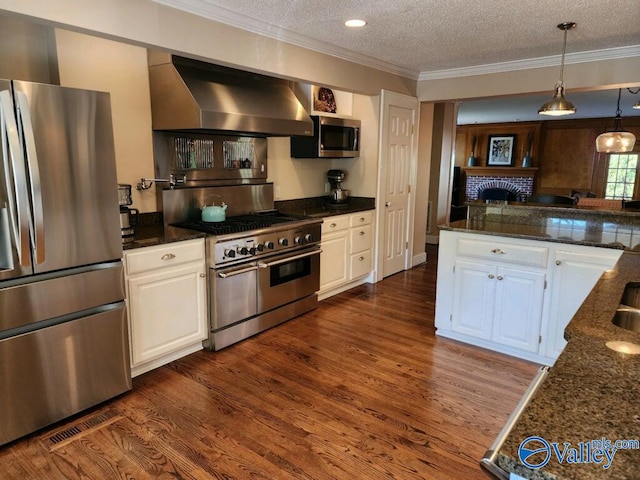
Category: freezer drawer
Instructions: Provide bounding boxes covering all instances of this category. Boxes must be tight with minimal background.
[0,304,131,446]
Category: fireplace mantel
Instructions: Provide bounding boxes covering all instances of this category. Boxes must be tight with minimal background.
[463,167,538,178]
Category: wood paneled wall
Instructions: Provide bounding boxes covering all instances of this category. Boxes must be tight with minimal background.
[456,117,640,197]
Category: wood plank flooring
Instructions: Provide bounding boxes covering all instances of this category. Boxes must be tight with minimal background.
[0,246,539,479]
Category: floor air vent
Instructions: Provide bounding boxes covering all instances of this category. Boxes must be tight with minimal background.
[40,408,122,451]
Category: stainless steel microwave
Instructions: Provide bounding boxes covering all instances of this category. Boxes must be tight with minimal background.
[291,116,360,158]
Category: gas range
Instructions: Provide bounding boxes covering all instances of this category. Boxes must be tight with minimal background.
[173,213,322,267]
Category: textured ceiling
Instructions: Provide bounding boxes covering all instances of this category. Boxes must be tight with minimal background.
[155,0,640,123]
[158,0,640,77]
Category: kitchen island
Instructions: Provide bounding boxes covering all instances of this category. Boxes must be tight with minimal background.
[437,202,640,479]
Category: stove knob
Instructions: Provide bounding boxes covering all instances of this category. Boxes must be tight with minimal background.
[249,247,257,255]
[265,241,275,249]
[238,246,249,255]
[256,244,265,252]
[224,249,236,258]
[294,236,302,245]
[278,238,289,247]
[304,233,313,243]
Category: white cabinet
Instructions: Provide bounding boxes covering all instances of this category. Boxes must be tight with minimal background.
[319,211,374,299]
[124,238,207,377]
[547,248,621,358]
[451,261,545,354]
[436,230,622,365]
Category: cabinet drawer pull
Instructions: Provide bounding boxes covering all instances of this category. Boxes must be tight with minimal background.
[359,231,365,236]
[359,256,364,261]
[556,260,562,266]
[161,253,176,260]
[488,274,495,279]
[497,275,504,281]
[359,217,365,222]
[330,223,337,228]
[491,249,506,255]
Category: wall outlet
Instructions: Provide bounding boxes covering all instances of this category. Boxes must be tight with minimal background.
[324,182,330,193]
[275,185,281,198]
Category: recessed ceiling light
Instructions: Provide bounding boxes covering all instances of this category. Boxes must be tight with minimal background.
[345,19,366,28]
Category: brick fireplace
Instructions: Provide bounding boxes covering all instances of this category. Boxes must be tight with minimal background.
[463,167,536,201]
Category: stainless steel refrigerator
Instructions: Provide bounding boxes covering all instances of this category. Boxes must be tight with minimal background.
[0,79,131,446]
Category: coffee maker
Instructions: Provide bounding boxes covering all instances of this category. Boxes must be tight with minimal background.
[327,169,349,205]
[118,184,138,242]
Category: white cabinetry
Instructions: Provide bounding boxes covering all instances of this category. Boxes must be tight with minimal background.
[436,230,621,365]
[124,238,207,377]
[319,211,374,299]
[547,248,621,358]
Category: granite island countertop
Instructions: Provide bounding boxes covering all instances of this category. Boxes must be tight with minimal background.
[441,204,640,478]
[497,251,640,479]
[122,224,207,251]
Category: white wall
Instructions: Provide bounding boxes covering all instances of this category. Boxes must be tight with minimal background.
[268,93,380,201]
[55,29,156,212]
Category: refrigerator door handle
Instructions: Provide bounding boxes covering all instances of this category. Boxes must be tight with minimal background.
[15,91,45,264]
[0,89,30,266]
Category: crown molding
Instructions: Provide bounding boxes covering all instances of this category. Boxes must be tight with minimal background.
[152,0,418,80]
[418,45,640,81]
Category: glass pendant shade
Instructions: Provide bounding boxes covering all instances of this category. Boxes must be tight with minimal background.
[595,89,636,153]
[538,83,577,116]
[595,129,636,153]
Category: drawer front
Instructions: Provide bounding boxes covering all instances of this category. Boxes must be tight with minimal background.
[457,238,548,268]
[322,215,350,234]
[350,225,372,254]
[350,250,372,280]
[350,210,373,227]
[125,239,204,275]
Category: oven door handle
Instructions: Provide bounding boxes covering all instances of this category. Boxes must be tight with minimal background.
[257,249,322,268]
[217,265,259,278]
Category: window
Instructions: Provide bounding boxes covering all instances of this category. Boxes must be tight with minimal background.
[605,153,639,200]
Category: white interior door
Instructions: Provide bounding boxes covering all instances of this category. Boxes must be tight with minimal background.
[377,91,418,278]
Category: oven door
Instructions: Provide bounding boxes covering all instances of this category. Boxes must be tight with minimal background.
[256,247,321,314]
[213,262,258,331]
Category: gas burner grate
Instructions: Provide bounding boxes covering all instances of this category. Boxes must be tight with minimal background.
[173,214,299,235]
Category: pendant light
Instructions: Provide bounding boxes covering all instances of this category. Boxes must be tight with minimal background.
[595,89,636,153]
[538,22,577,116]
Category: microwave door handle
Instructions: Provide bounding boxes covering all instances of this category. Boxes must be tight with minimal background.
[353,127,359,152]
[15,91,44,264]
[0,90,30,266]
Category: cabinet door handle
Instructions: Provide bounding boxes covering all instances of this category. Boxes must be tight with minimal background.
[359,231,365,236]
[497,275,504,281]
[199,273,206,278]
[491,249,506,255]
[488,274,495,279]
[359,256,364,261]
[161,253,176,260]
[556,260,562,266]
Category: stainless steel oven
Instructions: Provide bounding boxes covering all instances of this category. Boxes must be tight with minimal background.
[257,247,320,313]
[175,212,322,350]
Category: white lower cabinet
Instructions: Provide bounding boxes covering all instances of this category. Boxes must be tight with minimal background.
[452,261,545,353]
[124,238,207,377]
[319,211,374,299]
[436,230,622,365]
[547,248,621,358]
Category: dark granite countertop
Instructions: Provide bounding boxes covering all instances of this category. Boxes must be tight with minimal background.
[498,251,640,479]
[275,196,375,218]
[122,224,207,251]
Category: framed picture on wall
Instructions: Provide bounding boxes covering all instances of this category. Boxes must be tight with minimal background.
[487,135,516,166]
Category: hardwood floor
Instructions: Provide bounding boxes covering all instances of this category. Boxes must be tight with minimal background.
[1,246,539,479]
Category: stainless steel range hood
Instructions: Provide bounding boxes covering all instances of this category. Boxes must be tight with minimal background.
[148,52,312,136]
